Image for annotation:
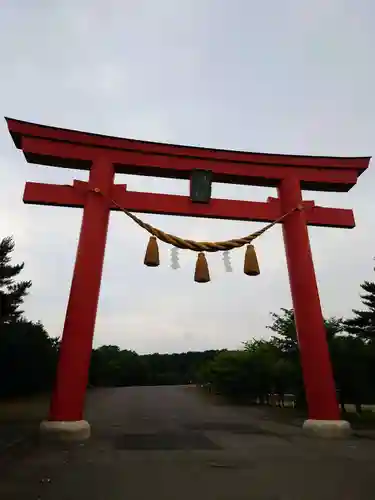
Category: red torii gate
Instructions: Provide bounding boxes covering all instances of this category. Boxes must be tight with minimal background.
[6,117,370,439]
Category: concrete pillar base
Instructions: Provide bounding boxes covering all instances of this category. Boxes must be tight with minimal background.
[40,420,91,441]
[303,419,352,439]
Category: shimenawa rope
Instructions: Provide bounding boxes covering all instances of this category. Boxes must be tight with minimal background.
[92,188,301,253]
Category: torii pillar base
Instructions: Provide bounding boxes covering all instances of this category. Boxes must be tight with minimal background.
[40,420,91,442]
[303,419,352,439]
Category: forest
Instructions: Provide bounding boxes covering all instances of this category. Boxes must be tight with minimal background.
[1,235,375,413]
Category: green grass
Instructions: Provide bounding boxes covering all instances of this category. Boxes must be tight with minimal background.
[197,386,375,429]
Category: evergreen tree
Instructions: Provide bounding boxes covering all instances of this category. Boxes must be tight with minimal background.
[345,266,375,342]
[0,319,59,397]
[0,236,32,324]
[267,308,343,354]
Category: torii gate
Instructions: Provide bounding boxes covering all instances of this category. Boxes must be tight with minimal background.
[6,117,370,439]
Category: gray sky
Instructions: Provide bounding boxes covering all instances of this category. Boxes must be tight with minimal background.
[0,1,374,354]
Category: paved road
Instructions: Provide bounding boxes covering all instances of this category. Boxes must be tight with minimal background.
[1,385,375,499]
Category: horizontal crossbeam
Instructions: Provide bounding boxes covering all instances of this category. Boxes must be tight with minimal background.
[20,137,360,192]
[23,181,355,228]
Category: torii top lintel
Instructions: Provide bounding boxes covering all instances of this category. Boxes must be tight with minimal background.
[6,117,370,192]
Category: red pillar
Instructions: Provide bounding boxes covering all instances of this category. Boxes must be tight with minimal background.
[278,176,340,421]
[49,158,114,421]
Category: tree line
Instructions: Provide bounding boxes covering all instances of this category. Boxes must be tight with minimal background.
[1,235,375,413]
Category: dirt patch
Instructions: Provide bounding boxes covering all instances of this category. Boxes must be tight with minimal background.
[0,394,49,423]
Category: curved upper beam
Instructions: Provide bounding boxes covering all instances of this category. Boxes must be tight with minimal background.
[5,117,371,192]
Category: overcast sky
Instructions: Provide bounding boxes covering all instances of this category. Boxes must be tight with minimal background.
[0,1,374,354]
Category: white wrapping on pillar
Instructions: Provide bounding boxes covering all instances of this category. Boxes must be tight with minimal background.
[222,250,233,272]
[171,247,180,269]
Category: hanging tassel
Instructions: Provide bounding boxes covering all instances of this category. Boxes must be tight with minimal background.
[144,236,160,267]
[194,252,210,283]
[244,244,260,276]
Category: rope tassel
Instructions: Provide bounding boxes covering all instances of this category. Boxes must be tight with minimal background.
[94,189,300,280]
[144,236,160,267]
[194,252,210,283]
[244,244,260,276]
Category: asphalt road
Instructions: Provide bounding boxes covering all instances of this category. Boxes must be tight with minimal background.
[1,385,375,499]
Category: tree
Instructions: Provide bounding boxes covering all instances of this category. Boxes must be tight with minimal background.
[267,308,344,354]
[0,319,59,397]
[267,308,298,357]
[0,236,60,398]
[243,340,281,403]
[341,263,375,410]
[330,335,372,413]
[266,309,344,408]
[88,347,222,388]
[345,268,375,343]
[0,236,32,324]
[203,350,254,399]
